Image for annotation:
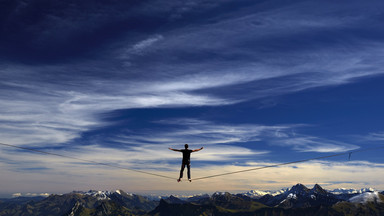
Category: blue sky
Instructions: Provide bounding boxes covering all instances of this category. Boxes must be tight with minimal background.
[1,0,384,197]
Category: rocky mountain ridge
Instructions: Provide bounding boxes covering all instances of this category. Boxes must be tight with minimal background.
[1,184,383,216]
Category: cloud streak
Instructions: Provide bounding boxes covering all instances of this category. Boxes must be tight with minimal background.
[111,118,291,146]
[271,136,359,153]
[108,119,358,154]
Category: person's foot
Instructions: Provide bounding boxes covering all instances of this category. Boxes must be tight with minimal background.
[177,178,181,182]
[188,179,192,182]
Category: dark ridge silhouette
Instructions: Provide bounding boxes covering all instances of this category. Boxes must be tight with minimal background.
[1,184,383,216]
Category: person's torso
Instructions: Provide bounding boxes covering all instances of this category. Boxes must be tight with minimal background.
[181,149,192,163]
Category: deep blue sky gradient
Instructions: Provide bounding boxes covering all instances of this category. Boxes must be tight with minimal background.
[1,0,384,196]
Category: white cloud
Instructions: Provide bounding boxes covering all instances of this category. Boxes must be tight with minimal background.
[364,132,384,141]
[131,35,164,54]
[112,119,357,154]
[75,144,264,164]
[271,135,359,153]
[12,193,22,198]
[24,192,50,197]
[120,34,164,66]
[0,81,98,146]
[0,65,239,146]
[111,118,296,147]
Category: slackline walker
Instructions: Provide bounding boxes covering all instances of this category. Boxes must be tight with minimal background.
[169,144,204,182]
[1,142,383,182]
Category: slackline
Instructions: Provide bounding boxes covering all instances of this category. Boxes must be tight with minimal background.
[192,146,384,181]
[1,142,383,181]
[0,142,175,180]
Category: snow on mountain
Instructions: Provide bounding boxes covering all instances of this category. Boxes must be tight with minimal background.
[329,188,375,195]
[268,184,345,209]
[84,190,112,200]
[213,191,227,196]
[243,186,377,198]
[242,188,288,198]
[349,192,382,204]
[75,190,131,200]
[286,193,297,200]
[243,190,269,198]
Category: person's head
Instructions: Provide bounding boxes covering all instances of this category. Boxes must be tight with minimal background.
[184,144,188,149]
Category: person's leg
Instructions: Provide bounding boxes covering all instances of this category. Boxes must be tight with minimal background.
[179,163,185,180]
[187,163,191,180]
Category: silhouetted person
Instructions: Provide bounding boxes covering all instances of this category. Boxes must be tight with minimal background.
[169,144,203,182]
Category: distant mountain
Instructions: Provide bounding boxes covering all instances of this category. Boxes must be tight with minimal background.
[0,196,45,204]
[0,193,102,216]
[0,196,46,215]
[252,183,342,208]
[149,199,217,216]
[162,195,186,204]
[242,188,288,198]
[332,193,384,216]
[149,192,267,216]
[278,184,343,208]
[149,190,384,216]
[349,192,383,204]
[1,184,384,216]
[0,190,158,216]
[328,187,375,194]
[328,187,377,201]
[242,186,377,199]
[210,192,265,210]
[186,193,210,203]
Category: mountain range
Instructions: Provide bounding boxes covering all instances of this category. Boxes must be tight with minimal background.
[0,184,383,216]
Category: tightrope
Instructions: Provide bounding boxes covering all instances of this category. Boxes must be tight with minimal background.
[192,146,384,181]
[0,142,175,180]
[1,142,383,182]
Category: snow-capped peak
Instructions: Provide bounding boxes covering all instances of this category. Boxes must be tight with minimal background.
[329,188,375,195]
[349,192,382,204]
[84,190,112,200]
[77,190,129,200]
[287,193,297,200]
[242,188,288,198]
[212,191,227,196]
[243,190,269,198]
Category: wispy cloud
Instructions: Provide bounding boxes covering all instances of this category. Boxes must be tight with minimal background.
[130,35,164,54]
[0,65,235,146]
[111,118,293,146]
[109,118,357,154]
[363,132,384,142]
[121,34,164,66]
[12,192,50,198]
[271,135,359,153]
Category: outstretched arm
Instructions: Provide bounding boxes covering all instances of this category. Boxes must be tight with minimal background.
[192,147,204,152]
[168,148,182,152]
